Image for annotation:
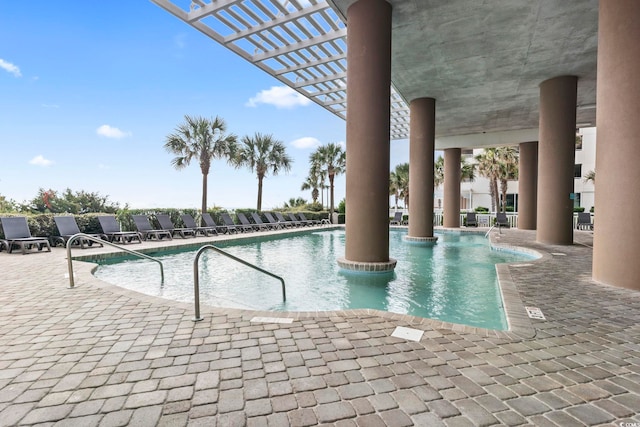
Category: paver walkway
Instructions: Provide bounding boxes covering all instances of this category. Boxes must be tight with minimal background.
[0,228,638,426]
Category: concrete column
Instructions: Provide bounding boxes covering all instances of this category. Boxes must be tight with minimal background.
[340,0,396,272]
[593,1,640,290]
[443,148,461,228]
[407,98,437,242]
[518,141,538,230]
[536,76,577,245]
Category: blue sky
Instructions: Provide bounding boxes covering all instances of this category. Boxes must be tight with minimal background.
[0,1,410,210]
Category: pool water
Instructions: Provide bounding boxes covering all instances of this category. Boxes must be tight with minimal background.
[94,229,534,330]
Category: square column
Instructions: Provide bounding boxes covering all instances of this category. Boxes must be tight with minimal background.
[407,98,437,243]
[443,148,461,228]
[593,1,640,290]
[536,76,577,245]
[339,0,396,273]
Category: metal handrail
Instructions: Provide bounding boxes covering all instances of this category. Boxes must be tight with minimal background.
[192,244,286,322]
[484,225,496,238]
[66,233,164,288]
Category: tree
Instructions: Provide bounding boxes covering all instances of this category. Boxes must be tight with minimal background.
[475,147,519,212]
[164,115,238,217]
[584,169,595,183]
[301,169,321,204]
[434,156,475,187]
[392,163,410,209]
[389,170,400,208]
[496,147,518,212]
[310,143,345,215]
[235,132,292,211]
[475,149,501,212]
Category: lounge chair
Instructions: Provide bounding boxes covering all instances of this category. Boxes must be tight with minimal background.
[98,215,142,244]
[222,212,253,233]
[53,216,105,248]
[0,216,51,254]
[275,212,301,227]
[390,211,404,225]
[156,214,196,238]
[496,212,510,229]
[465,212,478,227]
[576,212,594,230]
[132,215,173,241]
[251,212,281,230]
[237,212,267,231]
[202,213,231,234]
[265,212,290,228]
[288,212,307,227]
[180,214,218,236]
[298,213,320,226]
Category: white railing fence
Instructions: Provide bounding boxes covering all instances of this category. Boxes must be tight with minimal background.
[390,210,592,229]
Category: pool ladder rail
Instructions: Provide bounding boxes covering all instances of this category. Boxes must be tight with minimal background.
[193,245,286,322]
[65,236,285,323]
[66,233,164,289]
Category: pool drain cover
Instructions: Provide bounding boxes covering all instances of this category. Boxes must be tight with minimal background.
[250,316,294,324]
[392,326,424,342]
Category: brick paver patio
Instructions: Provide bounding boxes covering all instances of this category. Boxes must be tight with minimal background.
[0,227,638,426]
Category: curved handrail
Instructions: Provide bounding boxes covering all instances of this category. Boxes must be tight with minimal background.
[66,233,164,288]
[484,225,496,238]
[192,244,286,321]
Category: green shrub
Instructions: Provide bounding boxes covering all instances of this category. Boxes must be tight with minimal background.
[474,206,489,213]
[590,206,594,213]
[338,198,346,214]
[573,206,585,213]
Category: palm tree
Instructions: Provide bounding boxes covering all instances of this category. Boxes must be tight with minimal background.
[434,156,445,188]
[584,169,596,183]
[310,143,345,215]
[301,170,321,204]
[434,156,475,187]
[496,147,518,212]
[475,148,501,212]
[164,115,238,217]
[393,163,410,209]
[389,170,400,208]
[235,132,292,211]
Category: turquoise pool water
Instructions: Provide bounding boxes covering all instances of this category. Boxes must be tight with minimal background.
[94,229,534,330]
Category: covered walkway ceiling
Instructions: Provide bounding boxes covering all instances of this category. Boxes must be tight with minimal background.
[151,0,598,149]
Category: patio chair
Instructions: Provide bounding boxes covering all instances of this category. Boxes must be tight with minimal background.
[222,212,253,233]
[132,215,173,241]
[288,212,307,227]
[576,212,594,230]
[265,212,291,228]
[465,212,478,227]
[390,212,404,225]
[53,215,105,248]
[298,212,320,226]
[251,212,281,230]
[237,212,267,231]
[275,212,301,227]
[98,215,142,244]
[496,212,510,229]
[0,216,51,254]
[180,214,218,236]
[156,214,196,238]
[202,213,232,234]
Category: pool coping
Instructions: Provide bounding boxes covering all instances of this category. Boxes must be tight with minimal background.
[71,225,541,343]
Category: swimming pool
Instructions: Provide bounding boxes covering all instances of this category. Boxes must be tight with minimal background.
[94,229,534,330]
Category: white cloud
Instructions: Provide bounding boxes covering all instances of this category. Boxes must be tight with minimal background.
[96,124,131,139]
[246,86,311,109]
[29,155,53,166]
[41,103,60,109]
[0,59,21,77]
[291,136,321,149]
